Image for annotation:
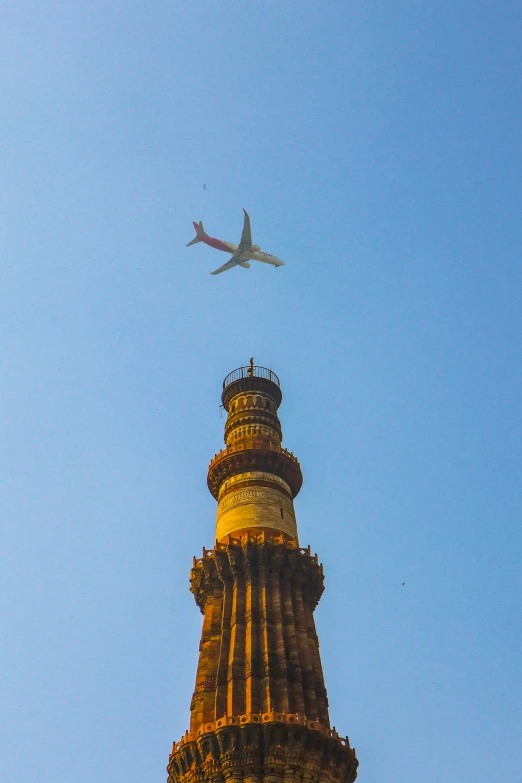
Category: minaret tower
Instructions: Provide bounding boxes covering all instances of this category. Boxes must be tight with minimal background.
[168,362,358,783]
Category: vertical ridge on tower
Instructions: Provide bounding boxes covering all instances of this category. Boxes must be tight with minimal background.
[168,363,358,783]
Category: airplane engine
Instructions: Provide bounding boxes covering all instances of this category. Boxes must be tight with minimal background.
[251,245,260,252]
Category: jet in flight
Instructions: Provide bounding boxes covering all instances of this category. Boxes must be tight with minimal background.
[186,209,285,275]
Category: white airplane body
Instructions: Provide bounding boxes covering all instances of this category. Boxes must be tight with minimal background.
[186,209,285,275]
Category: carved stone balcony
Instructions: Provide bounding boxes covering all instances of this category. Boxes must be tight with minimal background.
[207,441,303,500]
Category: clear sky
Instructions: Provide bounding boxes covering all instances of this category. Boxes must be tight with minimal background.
[1,2,521,782]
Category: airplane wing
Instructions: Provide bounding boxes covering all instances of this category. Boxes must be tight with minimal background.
[209,256,241,275]
[237,209,252,253]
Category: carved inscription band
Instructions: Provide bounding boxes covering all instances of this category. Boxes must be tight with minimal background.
[217,486,294,519]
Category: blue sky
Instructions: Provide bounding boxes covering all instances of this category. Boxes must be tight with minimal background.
[1,2,521,781]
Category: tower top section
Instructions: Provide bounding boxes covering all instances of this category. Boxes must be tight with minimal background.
[208,360,302,543]
[222,361,282,410]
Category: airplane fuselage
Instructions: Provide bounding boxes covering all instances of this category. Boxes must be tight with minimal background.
[198,234,284,268]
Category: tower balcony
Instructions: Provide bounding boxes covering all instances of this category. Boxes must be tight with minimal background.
[223,364,280,389]
[207,440,303,500]
[222,364,282,410]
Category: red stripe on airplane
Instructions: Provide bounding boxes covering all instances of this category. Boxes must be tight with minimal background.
[202,235,234,253]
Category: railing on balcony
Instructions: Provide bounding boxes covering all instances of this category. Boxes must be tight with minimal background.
[208,441,299,471]
[223,365,280,390]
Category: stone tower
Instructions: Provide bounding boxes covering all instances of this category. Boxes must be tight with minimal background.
[167,362,358,783]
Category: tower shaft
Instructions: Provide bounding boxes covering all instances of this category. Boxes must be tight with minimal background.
[189,535,328,730]
[168,365,358,783]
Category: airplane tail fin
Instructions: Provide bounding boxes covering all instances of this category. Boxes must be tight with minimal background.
[186,220,205,247]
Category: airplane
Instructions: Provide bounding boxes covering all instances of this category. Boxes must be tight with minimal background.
[186,209,285,275]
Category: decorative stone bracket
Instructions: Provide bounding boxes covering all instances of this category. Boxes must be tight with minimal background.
[190,540,324,613]
[168,717,358,783]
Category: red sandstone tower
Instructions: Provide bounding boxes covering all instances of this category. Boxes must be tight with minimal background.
[167,362,358,783]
